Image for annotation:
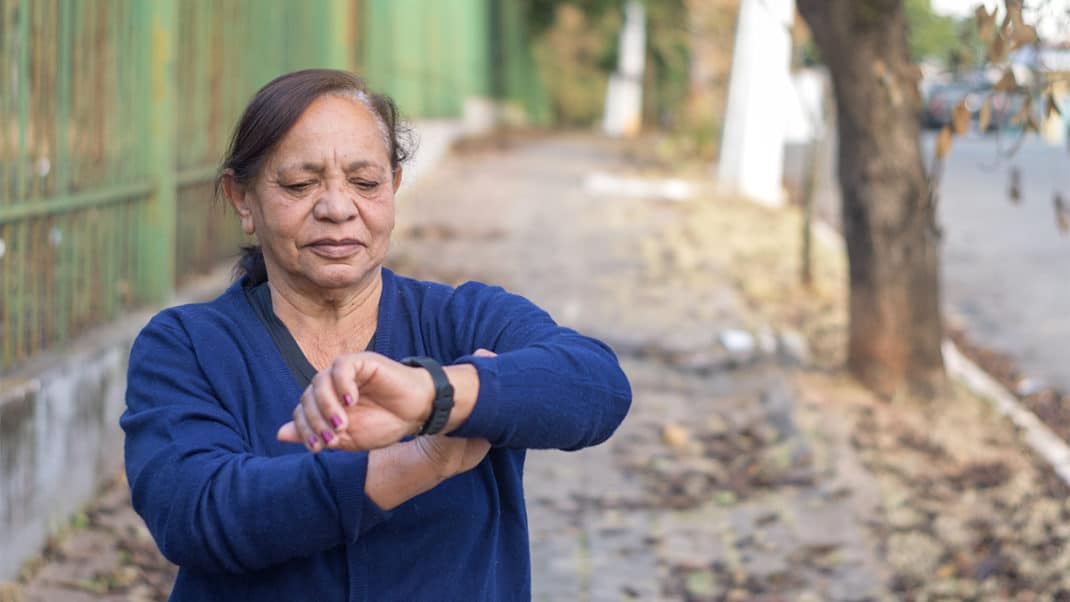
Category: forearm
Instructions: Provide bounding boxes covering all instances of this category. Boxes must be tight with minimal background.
[364,441,444,510]
[447,340,632,449]
[127,449,381,574]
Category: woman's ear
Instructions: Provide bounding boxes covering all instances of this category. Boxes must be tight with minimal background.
[222,170,256,235]
[392,166,403,193]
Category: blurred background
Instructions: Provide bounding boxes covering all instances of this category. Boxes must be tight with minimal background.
[4,0,1070,600]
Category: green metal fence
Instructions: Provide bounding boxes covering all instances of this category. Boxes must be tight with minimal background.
[363,0,549,122]
[0,0,547,375]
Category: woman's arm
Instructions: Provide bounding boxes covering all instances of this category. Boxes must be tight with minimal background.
[276,284,631,453]
[122,313,484,575]
[442,282,632,450]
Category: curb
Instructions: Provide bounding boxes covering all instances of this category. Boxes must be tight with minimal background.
[942,340,1070,487]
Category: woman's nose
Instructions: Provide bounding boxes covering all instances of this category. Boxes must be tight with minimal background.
[312,184,358,222]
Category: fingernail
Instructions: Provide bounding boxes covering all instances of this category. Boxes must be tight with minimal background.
[343,394,354,406]
[331,415,343,429]
[308,435,318,447]
[322,430,334,444]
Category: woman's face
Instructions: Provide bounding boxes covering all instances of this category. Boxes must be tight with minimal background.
[234,95,399,293]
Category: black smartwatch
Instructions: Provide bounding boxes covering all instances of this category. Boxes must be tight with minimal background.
[401,356,455,436]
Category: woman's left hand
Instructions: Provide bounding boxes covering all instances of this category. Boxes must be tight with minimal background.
[277,350,491,452]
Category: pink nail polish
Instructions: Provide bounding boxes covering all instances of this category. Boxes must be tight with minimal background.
[343,394,354,406]
[322,430,334,444]
[331,415,343,429]
[308,436,318,447]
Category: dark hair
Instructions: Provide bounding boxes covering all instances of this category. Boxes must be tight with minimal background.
[217,69,414,286]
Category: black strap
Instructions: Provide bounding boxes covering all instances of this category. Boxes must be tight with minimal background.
[401,356,454,436]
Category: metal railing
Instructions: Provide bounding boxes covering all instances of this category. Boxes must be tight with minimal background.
[0,0,546,374]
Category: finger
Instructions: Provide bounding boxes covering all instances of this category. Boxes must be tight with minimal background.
[293,404,320,452]
[310,364,347,439]
[303,379,336,449]
[329,354,360,417]
[473,348,497,358]
[276,420,300,443]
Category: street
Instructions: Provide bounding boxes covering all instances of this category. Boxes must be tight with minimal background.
[936,132,1070,392]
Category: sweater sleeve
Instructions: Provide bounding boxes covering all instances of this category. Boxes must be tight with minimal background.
[120,313,390,574]
[444,283,631,450]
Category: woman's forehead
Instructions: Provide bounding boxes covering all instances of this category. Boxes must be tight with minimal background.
[272,96,389,168]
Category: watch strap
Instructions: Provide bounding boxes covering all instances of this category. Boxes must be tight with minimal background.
[401,356,455,436]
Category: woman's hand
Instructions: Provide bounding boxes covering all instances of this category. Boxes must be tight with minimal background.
[277,349,493,452]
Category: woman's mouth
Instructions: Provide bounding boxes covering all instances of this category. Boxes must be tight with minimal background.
[307,239,364,259]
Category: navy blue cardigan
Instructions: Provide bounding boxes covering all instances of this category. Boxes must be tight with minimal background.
[121,268,631,601]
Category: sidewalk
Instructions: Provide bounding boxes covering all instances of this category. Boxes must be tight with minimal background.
[393,134,885,601]
[7,133,1070,601]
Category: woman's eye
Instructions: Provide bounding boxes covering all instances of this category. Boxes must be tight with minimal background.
[351,180,379,190]
[284,182,314,192]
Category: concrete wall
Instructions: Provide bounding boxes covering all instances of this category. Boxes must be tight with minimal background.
[1,322,139,579]
[0,118,467,581]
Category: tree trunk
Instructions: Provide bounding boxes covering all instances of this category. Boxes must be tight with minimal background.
[797,0,945,398]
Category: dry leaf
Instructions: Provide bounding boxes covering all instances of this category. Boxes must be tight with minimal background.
[988,33,1008,64]
[935,126,953,161]
[1011,95,1033,126]
[1046,93,1062,118]
[1009,167,1021,205]
[994,69,1017,92]
[1012,24,1037,49]
[952,101,971,136]
[979,97,993,132]
[976,5,996,42]
[662,423,692,450]
[1056,193,1069,234]
[1006,0,1024,27]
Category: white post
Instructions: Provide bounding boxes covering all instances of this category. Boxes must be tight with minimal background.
[603,0,646,137]
[717,0,795,206]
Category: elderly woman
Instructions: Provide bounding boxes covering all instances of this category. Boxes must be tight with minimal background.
[120,69,630,601]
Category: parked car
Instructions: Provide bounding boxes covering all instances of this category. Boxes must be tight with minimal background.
[922,80,1031,132]
[923,82,988,129]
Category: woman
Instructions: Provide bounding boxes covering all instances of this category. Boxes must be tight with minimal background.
[121,69,631,601]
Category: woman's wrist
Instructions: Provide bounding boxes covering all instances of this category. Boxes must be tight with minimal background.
[405,362,479,436]
[441,364,479,434]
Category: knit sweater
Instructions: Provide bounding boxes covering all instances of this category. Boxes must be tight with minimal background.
[121,268,631,601]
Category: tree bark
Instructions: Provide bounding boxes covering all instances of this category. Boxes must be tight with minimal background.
[797,0,946,398]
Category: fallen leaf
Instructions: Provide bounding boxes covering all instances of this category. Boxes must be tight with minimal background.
[1012,23,1037,49]
[978,97,992,132]
[1026,114,1041,134]
[1009,167,1021,205]
[1046,92,1062,118]
[994,69,1017,92]
[987,34,1008,64]
[935,126,953,161]
[662,422,692,449]
[1055,193,1068,234]
[952,101,971,136]
[976,5,996,42]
